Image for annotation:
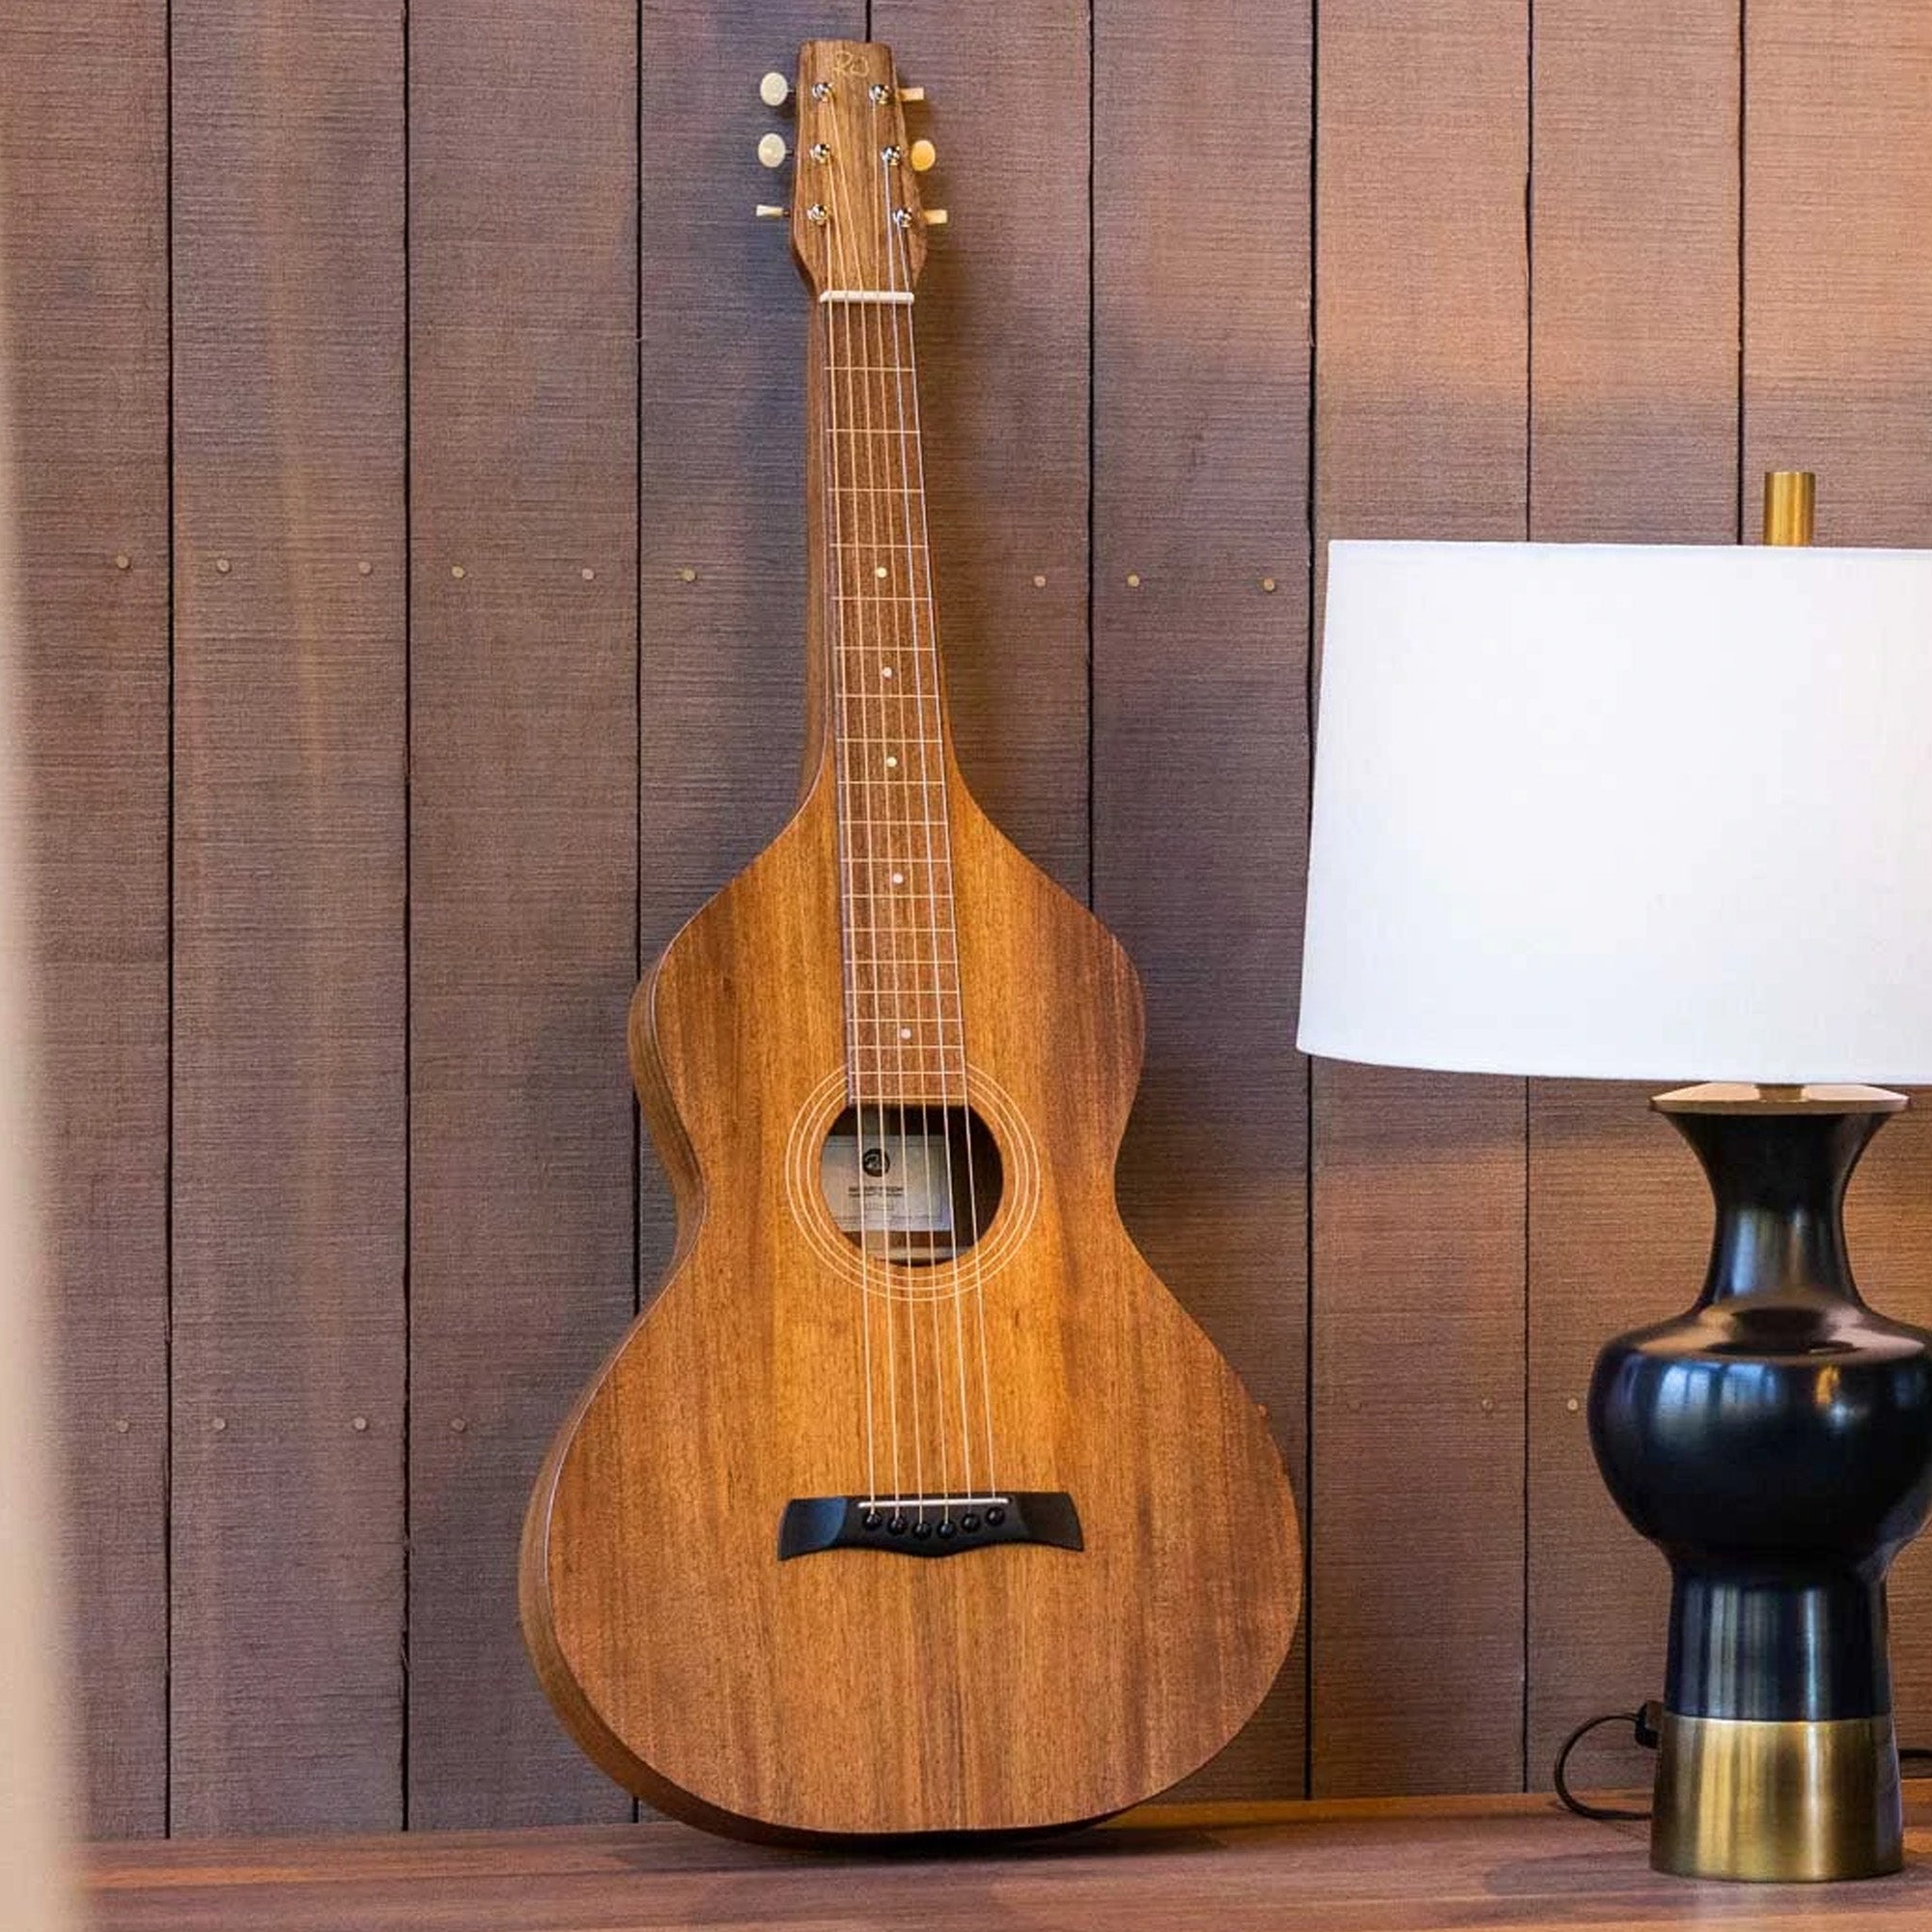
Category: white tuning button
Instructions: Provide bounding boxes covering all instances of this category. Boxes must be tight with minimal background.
[922,208,949,228]
[909,138,937,173]
[757,132,789,169]
[754,204,786,219]
[899,85,927,103]
[759,71,792,109]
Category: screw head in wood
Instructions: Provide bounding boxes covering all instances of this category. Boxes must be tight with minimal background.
[679,567,697,582]
[450,563,466,579]
[352,1414,369,1432]
[1126,572,1141,588]
[113,553,130,571]
[357,560,373,576]
[1262,576,1277,592]
[215,557,231,574]
[210,1415,227,1432]
[580,567,595,580]
[1033,574,1047,588]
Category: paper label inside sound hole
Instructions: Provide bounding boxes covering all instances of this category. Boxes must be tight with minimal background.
[822,1119,956,1255]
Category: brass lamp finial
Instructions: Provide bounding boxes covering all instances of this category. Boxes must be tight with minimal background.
[1764,470,1816,546]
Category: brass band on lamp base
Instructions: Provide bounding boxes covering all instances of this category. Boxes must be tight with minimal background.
[1652,1713,1902,1882]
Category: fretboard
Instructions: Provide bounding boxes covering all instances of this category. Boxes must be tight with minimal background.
[817,292,964,1104]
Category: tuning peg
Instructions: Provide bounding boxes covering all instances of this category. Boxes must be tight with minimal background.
[922,208,949,228]
[908,138,937,173]
[899,85,927,104]
[759,71,792,109]
[757,132,788,169]
[755,204,786,219]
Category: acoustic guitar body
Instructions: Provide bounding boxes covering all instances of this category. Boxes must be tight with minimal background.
[520,39,1299,1843]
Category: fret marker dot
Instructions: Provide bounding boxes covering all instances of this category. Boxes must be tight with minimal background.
[891,871,905,884]
[882,666,893,678]
[874,565,888,579]
[900,1027,913,1040]
[884,755,898,769]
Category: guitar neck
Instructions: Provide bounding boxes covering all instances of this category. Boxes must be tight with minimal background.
[806,297,965,1104]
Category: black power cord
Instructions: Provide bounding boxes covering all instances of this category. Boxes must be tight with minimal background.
[1553,1701,1662,1822]
[1554,1701,1932,1823]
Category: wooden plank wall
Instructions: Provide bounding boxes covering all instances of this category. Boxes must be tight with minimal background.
[406,0,639,1831]
[167,0,407,1834]
[5,0,1932,1835]
[0,0,171,1842]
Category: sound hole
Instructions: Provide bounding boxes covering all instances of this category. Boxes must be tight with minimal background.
[819,1104,1002,1264]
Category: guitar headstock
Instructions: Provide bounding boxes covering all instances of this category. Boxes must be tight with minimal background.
[755,42,944,297]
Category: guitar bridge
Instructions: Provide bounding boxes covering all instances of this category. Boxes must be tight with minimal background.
[776,1492,1081,1560]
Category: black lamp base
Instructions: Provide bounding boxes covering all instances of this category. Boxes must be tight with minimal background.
[1589,1085,1932,1883]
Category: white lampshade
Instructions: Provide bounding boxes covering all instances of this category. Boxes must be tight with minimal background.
[1299,539,1932,1083]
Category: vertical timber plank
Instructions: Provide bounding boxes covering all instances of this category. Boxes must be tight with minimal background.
[1524,0,1739,1793]
[636,0,864,1319]
[1311,0,1529,1795]
[170,0,406,1833]
[1092,0,1312,1798]
[0,0,170,1838]
[1745,0,1932,1748]
[867,0,1090,899]
[408,0,638,1825]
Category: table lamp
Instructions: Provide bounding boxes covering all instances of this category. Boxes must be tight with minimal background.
[1298,474,1932,1882]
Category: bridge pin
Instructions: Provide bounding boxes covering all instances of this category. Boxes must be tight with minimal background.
[986,1506,1007,1526]
[886,1516,907,1535]
[938,1519,958,1539]
[961,1513,980,1532]
[912,1521,934,1539]
[861,1509,882,1531]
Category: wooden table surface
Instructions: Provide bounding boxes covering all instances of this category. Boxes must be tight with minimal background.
[86,1791,1932,1931]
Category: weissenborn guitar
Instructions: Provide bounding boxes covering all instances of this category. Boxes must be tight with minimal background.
[520,39,1301,1841]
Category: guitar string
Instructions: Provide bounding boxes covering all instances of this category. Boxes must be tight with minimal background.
[828,110,929,1519]
[878,134,979,1510]
[884,145,999,1501]
[842,124,943,1523]
[864,126,962,1521]
[818,119,889,1509]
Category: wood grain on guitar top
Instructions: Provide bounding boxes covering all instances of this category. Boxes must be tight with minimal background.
[520,37,1300,1842]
